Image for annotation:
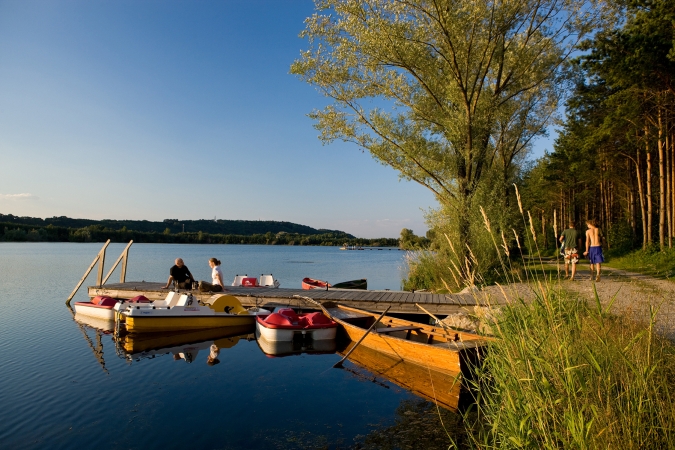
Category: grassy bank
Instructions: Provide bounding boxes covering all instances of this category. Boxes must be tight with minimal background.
[605,247,675,280]
[457,285,675,449]
[405,205,675,447]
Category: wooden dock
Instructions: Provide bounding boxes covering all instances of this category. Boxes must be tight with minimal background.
[87,281,478,314]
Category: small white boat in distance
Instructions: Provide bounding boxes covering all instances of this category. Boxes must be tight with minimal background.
[231,274,280,288]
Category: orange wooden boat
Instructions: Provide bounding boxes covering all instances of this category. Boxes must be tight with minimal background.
[301,277,331,290]
[321,303,488,374]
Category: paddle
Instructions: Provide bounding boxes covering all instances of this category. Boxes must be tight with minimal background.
[415,303,458,339]
[333,305,390,369]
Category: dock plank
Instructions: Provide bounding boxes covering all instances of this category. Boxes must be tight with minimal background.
[87,282,478,314]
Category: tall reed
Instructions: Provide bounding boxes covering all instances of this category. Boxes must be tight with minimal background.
[461,287,675,449]
[450,187,675,449]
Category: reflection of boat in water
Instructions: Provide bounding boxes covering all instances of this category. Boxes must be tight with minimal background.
[74,313,115,333]
[117,326,254,362]
[337,344,463,412]
[320,303,488,374]
[255,329,336,357]
[115,293,269,333]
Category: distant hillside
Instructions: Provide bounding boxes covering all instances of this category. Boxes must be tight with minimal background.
[0,214,354,238]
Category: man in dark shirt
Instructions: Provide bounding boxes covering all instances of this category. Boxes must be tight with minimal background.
[162,258,195,289]
[559,221,582,281]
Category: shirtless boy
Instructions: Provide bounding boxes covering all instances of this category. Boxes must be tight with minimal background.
[583,219,605,282]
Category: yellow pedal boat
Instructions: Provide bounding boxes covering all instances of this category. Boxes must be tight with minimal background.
[115,292,269,333]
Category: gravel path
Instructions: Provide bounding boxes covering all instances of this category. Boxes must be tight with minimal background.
[468,263,675,339]
[559,265,675,339]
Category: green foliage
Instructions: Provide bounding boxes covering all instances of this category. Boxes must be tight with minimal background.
[402,250,450,292]
[466,289,675,449]
[292,0,607,267]
[399,228,430,250]
[0,221,397,247]
[607,246,675,278]
[0,214,350,237]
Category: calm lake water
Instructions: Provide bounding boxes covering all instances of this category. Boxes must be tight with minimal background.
[0,243,459,449]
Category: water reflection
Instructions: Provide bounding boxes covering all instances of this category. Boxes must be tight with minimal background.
[72,312,115,373]
[114,325,255,363]
[338,344,465,412]
[255,329,337,357]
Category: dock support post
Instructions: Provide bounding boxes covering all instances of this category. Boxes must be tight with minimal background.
[102,240,133,284]
[66,240,110,305]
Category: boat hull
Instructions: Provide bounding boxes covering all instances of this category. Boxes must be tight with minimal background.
[125,314,255,333]
[255,322,337,342]
[73,303,116,320]
[326,305,487,374]
[301,277,331,290]
[332,278,367,290]
[256,332,337,356]
[74,313,115,332]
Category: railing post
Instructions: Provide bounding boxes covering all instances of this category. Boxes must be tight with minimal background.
[101,241,133,285]
[66,240,110,305]
[120,242,130,283]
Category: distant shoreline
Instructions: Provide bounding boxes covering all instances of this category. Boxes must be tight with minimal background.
[0,221,399,247]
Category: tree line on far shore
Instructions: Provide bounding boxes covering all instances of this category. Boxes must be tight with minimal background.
[0,221,399,247]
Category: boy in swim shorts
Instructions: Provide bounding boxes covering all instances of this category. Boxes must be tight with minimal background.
[559,221,581,280]
[583,219,605,282]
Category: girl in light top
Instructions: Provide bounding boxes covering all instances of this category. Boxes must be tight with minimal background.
[198,257,225,292]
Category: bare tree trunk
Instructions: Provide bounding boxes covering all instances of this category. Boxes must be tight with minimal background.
[671,126,675,249]
[658,106,666,248]
[666,114,672,248]
[636,144,648,249]
[646,125,653,245]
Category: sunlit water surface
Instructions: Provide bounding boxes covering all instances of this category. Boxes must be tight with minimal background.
[0,243,459,449]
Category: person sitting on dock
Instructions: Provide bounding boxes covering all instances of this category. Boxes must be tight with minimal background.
[162,258,195,290]
[198,257,225,292]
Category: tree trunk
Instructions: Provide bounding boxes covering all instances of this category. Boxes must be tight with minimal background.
[636,144,648,249]
[666,114,672,248]
[646,125,653,245]
[658,106,666,248]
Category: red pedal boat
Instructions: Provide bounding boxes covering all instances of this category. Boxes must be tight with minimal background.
[255,308,337,342]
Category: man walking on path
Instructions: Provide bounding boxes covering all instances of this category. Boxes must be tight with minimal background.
[559,221,582,280]
[583,219,605,282]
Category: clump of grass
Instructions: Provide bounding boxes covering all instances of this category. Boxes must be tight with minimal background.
[606,246,675,279]
[438,187,675,449]
[461,283,675,449]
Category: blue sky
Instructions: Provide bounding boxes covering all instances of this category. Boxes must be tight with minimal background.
[0,0,553,238]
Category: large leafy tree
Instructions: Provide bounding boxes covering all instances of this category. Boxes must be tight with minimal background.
[292,0,608,259]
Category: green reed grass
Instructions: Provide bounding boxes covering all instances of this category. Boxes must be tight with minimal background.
[446,187,675,449]
[459,286,675,449]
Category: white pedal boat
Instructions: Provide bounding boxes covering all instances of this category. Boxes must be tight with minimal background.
[231,274,280,288]
[74,295,150,320]
[255,308,337,342]
[115,292,270,333]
